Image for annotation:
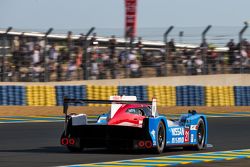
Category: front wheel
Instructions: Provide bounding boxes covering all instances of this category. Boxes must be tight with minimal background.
[185,118,206,151]
[153,121,166,154]
[195,118,206,150]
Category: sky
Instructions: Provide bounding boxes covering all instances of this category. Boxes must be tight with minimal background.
[0,0,250,30]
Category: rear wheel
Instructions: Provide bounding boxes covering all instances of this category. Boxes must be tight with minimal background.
[67,137,83,152]
[62,131,84,153]
[153,121,166,154]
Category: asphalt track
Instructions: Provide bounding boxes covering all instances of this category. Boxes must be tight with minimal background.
[0,117,250,167]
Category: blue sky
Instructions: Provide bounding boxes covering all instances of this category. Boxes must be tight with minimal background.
[0,0,250,30]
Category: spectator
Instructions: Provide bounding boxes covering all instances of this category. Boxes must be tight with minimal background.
[168,39,176,53]
[90,59,99,80]
[32,63,44,82]
[136,37,144,57]
[66,60,77,80]
[98,63,107,79]
[76,47,83,79]
[207,48,218,73]
[128,50,137,61]
[38,37,45,55]
[168,39,176,73]
[183,50,195,75]
[11,36,20,72]
[56,62,63,81]
[67,31,73,50]
[200,39,209,74]
[118,50,129,77]
[232,52,242,73]
[154,56,164,76]
[26,37,35,53]
[108,35,117,58]
[226,39,236,65]
[194,55,204,75]
[3,61,14,82]
[129,60,141,78]
[6,31,250,81]
[32,44,41,65]
[49,43,58,62]
[59,48,69,62]
[19,36,29,65]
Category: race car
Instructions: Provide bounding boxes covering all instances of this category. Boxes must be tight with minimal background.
[60,96,208,154]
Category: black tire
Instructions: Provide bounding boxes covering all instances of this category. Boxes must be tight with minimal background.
[67,138,84,153]
[153,121,166,154]
[62,131,84,153]
[183,118,206,151]
[195,118,206,150]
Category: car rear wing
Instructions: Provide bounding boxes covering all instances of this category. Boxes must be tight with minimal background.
[63,97,153,115]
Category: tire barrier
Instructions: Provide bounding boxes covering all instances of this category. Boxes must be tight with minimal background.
[87,85,118,106]
[0,85,248,106]
[56,85,87,106]
[26,86,56,106]
[118,86,148,101]
[234,86,250,106]
[206,86,235,106]
[176,86,205,106]
[147,86,176,106]
[0,86,26,105]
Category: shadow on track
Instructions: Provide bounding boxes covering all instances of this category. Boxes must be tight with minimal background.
[0,146,208,156]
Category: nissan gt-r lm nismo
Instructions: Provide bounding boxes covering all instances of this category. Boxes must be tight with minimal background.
[60,96,208,154]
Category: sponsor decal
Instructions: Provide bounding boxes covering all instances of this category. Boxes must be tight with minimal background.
[191,134,194,142]
[184,129,189,142]
[190,125,198,130]
[150,129,156,145]
[171,127,184,136]
[172,137,184,144]
[112,96,121,100]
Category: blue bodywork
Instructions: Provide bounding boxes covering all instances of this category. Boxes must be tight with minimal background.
[148,113,208,147]
[96,111,208,148]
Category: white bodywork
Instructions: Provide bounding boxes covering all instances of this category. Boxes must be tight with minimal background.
[71,114,87,126]
[167,119,179,127]
[152,98,157,117]
[109,96,137,118]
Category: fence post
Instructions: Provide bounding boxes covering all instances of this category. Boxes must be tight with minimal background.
[124,27,133,78]
[1,27,12,82]
[163,26,174,76]
[43,28,53,82]
[201,25,212,74]
[83,27,95,80]
[239,22,248,73]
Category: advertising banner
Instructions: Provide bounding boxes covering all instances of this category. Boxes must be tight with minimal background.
[125,0,137,38]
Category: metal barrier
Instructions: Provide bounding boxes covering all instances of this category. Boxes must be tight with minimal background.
[0,29,250,82]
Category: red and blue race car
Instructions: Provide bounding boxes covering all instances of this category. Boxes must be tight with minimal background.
[61,96,208,153]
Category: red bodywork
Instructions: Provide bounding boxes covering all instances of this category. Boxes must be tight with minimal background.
[107,104,150,127]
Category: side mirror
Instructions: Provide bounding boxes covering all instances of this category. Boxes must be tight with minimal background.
[188,110,197,115]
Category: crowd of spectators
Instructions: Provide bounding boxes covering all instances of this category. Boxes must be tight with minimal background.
[1,31,250,82]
